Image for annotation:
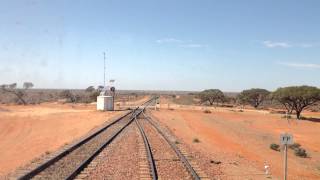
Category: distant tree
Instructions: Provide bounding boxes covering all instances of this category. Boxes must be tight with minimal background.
[272,86,320,119]
[199,89,225,106]
[23,82,34,89]
[9,83,17,89]
[85,86,95,92]
[59,90,76,102]
[97,85,104,92]
[89,91,100,101]
[237,88,270,108]
[225,96,237,104]
[0,83,28,105]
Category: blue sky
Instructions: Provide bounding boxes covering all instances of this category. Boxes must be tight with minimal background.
[0,0,319,91]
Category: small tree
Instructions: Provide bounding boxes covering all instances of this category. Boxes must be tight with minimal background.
[272,86,320,119]
[23,82,34,89]
[199,89,225,106]
[9,83,17,89]
[85,86,95,92]
[97,85,104,92]
[237,88,270,108]
[0,83,32,105]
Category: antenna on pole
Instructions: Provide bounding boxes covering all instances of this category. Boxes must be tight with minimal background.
[103,51,106,87]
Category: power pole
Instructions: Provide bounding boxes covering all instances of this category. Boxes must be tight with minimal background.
[103,51,106,87]
[284,144,288,180]
[280,133,293,180]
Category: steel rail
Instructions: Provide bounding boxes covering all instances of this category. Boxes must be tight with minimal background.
[143,112,201,180]
[135,117,158,180]
[18,97,155,180]
[66,98,155,179]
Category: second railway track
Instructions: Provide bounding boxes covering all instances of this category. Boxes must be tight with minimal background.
[135,110,203,180]
[17,98,155,180]
[15,97,206,180]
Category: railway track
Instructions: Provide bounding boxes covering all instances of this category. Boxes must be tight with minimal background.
[135,109,202,180]
[17,98,156,180]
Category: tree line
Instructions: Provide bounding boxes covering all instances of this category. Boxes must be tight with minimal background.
[199,86,320,119]
[0,82,34,105]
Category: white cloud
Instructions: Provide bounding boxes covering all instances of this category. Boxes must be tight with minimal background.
[156,38,183,44]
[262,41,314,48]
[278,62,320,69]
[180,43,207,48]
[156,37,207,48]
[263,41,291,48]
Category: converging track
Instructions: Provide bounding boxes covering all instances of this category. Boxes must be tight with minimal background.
[15,97,205,180]
[135,109,202,180]
[17,98,155,180]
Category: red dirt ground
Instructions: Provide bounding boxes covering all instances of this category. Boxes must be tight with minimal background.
[0,103,122,176]
[151,106,320,179]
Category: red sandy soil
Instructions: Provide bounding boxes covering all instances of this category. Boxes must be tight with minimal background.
[151,107,320,179]
[0,103,122,176]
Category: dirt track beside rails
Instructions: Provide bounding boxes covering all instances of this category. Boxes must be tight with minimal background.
[151,108,320,180]
[0,103,122,176]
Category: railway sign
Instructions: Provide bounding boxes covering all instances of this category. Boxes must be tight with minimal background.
[280,133,293,145]
[280,133,293,180]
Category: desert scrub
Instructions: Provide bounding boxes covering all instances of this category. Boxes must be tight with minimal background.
[203,109,212,113]
[45,151,51,155]
[294,148,307,158]
[281,115,292,119]
[210,160,221,164]
[193,138,200,143]
[270,143,280,151]
[289,143,301,150]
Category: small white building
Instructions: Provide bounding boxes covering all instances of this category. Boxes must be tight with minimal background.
[97,95,114,111]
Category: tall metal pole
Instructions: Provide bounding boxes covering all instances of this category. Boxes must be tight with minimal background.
[103,52,106,87]
[284,144,288,180]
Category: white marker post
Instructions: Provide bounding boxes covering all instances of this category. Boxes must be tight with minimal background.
[280,133,293,180]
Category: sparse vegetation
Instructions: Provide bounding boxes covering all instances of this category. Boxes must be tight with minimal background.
[281,114,292,119]
[59,90,79,103]
[210,160,221,164]
[237,88,270,108]
[272,86,320,119]
[199,89,225,106]
[23,82,34,89]
[0,82,34,105]
[270,143,280,151]
[289,143,301,150]
[85,86,95,93]
[294,147,307,158]
[45,151,51,155]
[193,138,200,143]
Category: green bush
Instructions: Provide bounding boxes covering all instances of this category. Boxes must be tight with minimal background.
[270,143,280,151]
[193,138,200,143]
[294,148,307,158]
[89,91,100,102]
[210,160,221,164]
[281,115,292,119]
[289,143,301,150]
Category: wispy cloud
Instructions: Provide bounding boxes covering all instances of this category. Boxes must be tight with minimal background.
[262,40,313,48]
[278,62,320,69]
[180,43,207,48]
[156,38,183,44]
[156,37,207,48]
[263,41,291,48]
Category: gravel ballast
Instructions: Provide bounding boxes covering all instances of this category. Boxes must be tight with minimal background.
[84,122,140,180]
